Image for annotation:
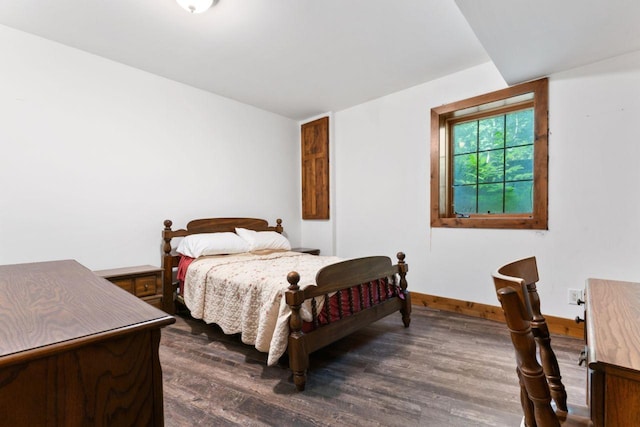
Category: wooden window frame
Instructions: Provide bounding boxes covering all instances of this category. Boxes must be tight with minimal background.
[430,78,548,229]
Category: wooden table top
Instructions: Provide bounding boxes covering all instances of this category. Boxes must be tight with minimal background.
[0,259,174,364]
[586,278,640,372]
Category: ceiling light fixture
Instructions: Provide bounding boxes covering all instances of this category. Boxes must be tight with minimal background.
[176,0,215,14]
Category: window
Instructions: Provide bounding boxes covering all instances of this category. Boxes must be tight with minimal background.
[430,78,548,229]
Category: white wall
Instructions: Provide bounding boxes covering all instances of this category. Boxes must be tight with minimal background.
[0,25,300,270]
[334,51,640,319]
[4,23,640,321]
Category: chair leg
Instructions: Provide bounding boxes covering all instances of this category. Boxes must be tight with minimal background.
[518,367,537,427]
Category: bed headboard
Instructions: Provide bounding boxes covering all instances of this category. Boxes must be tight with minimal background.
[162,217,283,256]
[161,217,283,314]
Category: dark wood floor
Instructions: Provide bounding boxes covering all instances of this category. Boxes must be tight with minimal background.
[160,306,586,427]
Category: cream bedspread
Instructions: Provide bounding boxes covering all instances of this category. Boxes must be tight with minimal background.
[183,251,341,366]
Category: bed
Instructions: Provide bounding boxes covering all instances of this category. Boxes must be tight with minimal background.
[161,217,411,391]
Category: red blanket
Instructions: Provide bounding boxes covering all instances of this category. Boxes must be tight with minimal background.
[177,255,195,294]
[302,278,397,333]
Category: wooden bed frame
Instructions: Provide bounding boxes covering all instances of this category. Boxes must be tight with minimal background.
[162,217,411,391]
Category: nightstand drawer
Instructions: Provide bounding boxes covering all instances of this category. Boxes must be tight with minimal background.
[142,295,163,310]
[135,275,157,297]
[111,278,134,293]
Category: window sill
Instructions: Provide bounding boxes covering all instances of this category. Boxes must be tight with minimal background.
[431,215,547,230]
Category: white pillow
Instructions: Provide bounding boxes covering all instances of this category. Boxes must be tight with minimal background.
[176,232,249,258]
[235,228,291,251]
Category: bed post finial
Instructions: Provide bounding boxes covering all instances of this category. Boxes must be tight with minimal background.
[276,218,283,234]
[163,220,173,256]
[285,272,302,329]
[396,252,411,328]
[287,271,300,290]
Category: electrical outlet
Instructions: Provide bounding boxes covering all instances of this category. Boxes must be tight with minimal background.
[568,288,583,305]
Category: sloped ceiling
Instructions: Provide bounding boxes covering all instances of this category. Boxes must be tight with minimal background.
[1,1,638,119]
[455,0,640,85]
[0,0,488,120]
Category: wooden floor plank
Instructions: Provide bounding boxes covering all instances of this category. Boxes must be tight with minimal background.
[160,306,586,426]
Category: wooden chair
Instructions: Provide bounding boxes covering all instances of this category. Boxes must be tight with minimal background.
[493,257,567,412]
[493,258,591,427]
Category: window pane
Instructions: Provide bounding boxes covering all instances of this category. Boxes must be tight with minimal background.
[453,122,477,155]
[505,181,533,213]
[478,150,504,183]
[505,145,533,181]
[478,183,504,213]
[506,109,534,147]
[453,153,477,185]
[453,185,476,214]
[479,116,504,151]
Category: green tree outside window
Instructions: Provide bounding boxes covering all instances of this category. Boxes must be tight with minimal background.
[452,108,534,215]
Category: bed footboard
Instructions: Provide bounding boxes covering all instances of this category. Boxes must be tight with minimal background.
[285,252,410,391]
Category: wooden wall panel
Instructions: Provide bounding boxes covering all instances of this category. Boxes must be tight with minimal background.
[301,117,329,219]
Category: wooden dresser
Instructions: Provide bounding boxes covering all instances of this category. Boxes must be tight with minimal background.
[586,278,640,426]
[0,260,175,426]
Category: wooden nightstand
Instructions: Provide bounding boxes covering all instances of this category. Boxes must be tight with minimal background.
[291,247,321,255]
[95,265,164,310]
